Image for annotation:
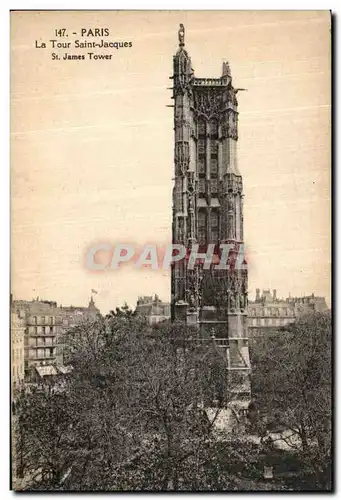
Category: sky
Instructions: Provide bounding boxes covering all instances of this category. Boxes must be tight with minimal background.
[11,10,331,313]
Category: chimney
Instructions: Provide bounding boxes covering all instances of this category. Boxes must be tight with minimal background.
[273,289,277,301]
[256,288,260,301]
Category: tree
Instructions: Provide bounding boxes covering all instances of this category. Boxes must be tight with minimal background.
[106,302,136,319]
[250,311,332,490]
[14,315,265,491]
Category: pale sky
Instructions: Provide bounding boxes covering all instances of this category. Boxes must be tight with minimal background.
[11,11,331,313]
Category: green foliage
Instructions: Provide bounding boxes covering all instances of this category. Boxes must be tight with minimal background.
[14,311,332,491]
[14,315,261,491]
[106,302,136,319]
[250,311,332,490]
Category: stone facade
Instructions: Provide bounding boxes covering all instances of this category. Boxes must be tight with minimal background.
[135,295,171,325]
[11,296,100,375]
[170,25,251,406]
[136,289,328,337]
[11,310,25,391]
[248,289,328,340]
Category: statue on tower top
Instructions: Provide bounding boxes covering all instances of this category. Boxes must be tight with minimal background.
[178,23,185,47]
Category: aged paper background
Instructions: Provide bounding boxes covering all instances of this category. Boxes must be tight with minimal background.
[11,11,331,313]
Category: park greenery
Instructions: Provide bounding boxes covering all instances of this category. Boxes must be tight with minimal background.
[12,309,332,491]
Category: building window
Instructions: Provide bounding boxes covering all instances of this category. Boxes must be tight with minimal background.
[175,181,183,212]
[198,140,205,155]
[198,120,206,136]
[211,178,218,194]
[210,120,218,137]
[198,159,205,174]
[199,178,206,195]
[210,159,218,175]
[198,211,207,245]
[33,316,37,325]
[211,229,218,243]
[198,229,206,245]
[210,211,219,229]
[210,141,218,156]
[198,211,206,227]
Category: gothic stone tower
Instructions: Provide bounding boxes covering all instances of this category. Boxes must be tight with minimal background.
[171,25,251,405]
